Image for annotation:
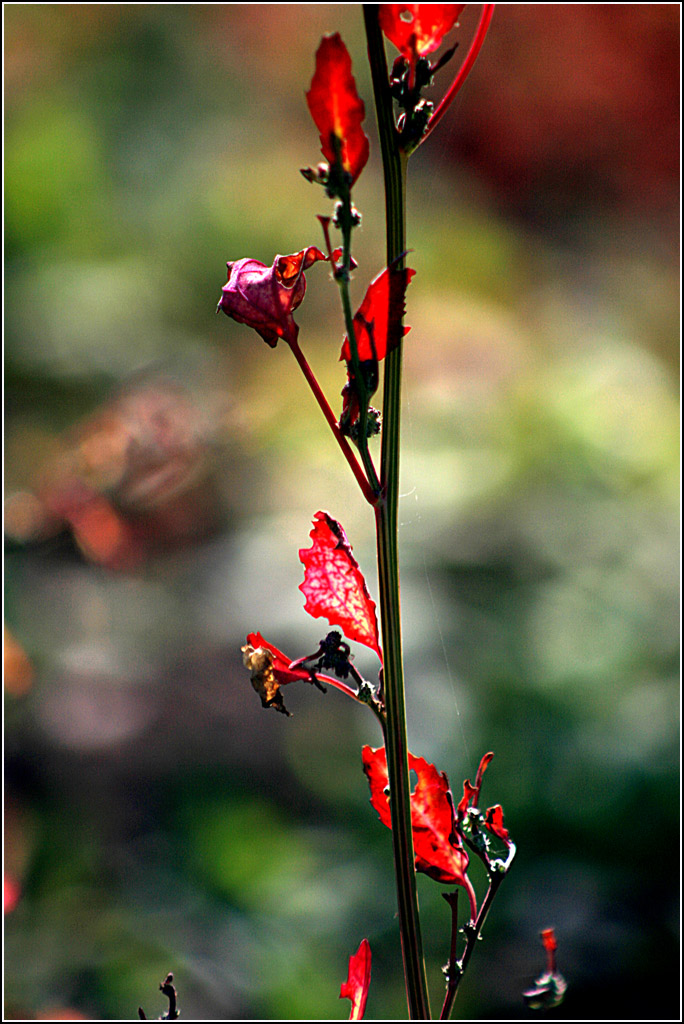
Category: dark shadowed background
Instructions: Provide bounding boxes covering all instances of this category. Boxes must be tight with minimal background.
[4,4,679,1020]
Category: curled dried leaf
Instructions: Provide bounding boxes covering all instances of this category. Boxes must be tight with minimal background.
[218,247,329,348]
[242,642,292,716]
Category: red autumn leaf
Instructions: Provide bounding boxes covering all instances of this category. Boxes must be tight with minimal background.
[340,264,415,363]
[306,33,370,185]
[340,938,371,1020]
[299,512,382,659]
[362,746,476,917]
[217,246,329,348]
[483,804,510,842]
[379,4,465,60]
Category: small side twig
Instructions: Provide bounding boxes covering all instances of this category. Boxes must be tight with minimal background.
[138,972,180,1020]
[440,872,505,1020]
[441,794,516,1020]
[523,928,568,1010]
[288,336,377,505]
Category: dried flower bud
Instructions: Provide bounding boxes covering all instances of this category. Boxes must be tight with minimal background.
[241,643,290,715]
[217,247,328,348]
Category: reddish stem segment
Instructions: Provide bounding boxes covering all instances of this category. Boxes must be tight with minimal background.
[301,668,363,702]
[542,928,558,973]
[288,337,376,505]
[421,3,495,145]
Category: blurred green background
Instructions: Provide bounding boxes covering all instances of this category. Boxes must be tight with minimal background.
[4,4,679,1020]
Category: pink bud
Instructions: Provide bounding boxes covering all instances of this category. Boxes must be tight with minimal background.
[217,247,328,347]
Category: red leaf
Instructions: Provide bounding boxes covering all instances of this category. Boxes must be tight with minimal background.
[299,512,382,659]
[379,4,465,59]
[306,33,370,185]
[483,804,510,842]
[340,938,371,1020]
[362,746,476,912]
[340,264,415,363]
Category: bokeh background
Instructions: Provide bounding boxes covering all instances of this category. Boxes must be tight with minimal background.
[4,4,679,1020]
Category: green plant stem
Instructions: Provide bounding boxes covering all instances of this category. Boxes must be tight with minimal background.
[364,6,430,1019]
[336,216,381,496]
[326,138,381,497]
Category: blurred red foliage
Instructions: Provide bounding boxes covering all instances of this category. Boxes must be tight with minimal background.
[4,378,223,570]
[443,5,679,221]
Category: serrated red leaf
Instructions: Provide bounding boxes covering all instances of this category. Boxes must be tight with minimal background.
[340,264,415,364]
[362,746,475,913]
[306,33,370,185]
[379,4,465,59]
[340,938,371,1020]
[299,512,382,659]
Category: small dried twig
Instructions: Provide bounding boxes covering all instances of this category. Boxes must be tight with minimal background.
[138,972,180,1020]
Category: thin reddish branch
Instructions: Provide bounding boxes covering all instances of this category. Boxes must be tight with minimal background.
[305,669,361,702]
[420,3,495,146]
[288,337,377,505]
